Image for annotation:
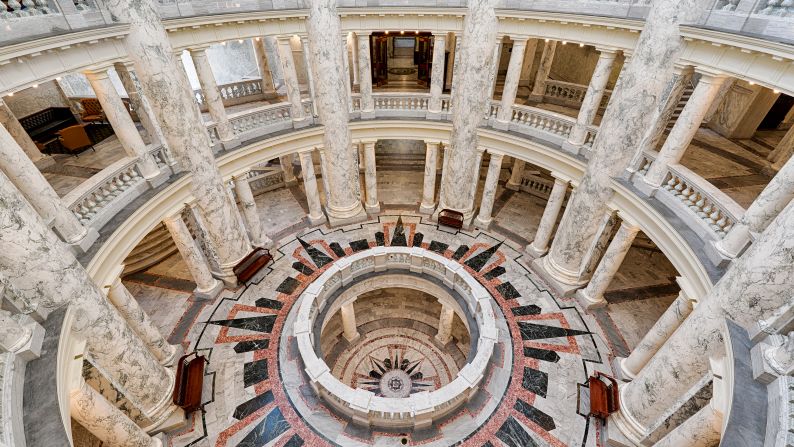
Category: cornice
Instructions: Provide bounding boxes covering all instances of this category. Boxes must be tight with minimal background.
[0,25,130,65]
[680,25,794,62]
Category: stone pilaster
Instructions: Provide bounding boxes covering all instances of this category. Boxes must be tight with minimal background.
[300,36,318,117]
[420,141,440,214]
[437,0,499,221]
[435,305,455,345]
[189,47,238,149]
[0,98,49,164]
[298,150,327,226]
[505,158,525,190]
[428,34,447,116]
[529,40,556,101]
[362,140,379,214]
[233,175,273,248]
[474,151,504,229]
[340,302,359,342]
[526,177,569,258]
[494,38,528,128]
[357,33,374,118]
[163,214,224,300]
[306,0,366,226]
[276,36,308,125]
[114,62,165,148]
[566,49,618,148]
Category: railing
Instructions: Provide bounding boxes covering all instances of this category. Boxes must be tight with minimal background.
[542,80,612,110]
[248,167,285,195]
[352,92,450,118]
[518,173,554,199]
[194,79,269,110]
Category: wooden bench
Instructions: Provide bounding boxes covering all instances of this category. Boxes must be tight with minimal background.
[588,372,619,419]
[172,352,208,414]
[233,247,273,284]
[438,209,464,230]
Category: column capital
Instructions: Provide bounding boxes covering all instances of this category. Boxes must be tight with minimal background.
[114,60,137,71]
[360,139,377,147]
[486,149,506,158]
[276,35,294,44]
[509,36,529,45]
[356,31,372,38]
[432,34,446,43]
[83,65,112,78]
[424,140,442,147]
[549,171,572,184]
[594,47,620,58]
[187,45,212,54]
[673,63,695,76]
[694,68,730,84]
[615,212,641,232]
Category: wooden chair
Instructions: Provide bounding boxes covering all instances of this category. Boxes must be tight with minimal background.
[79,98,106,123]
[57,124,95,156]
[438,209,464,230]
[588,372,619,419]
[172,352,208,414]
[233,247,273,284]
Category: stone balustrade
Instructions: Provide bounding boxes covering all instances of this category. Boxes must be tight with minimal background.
[543,80,612,110]
[505,103,576,143]
[247,167,285,195]
[194,78,269,110]
[518,173,555,199]
[352,92,449,119]
[294,246,497,429]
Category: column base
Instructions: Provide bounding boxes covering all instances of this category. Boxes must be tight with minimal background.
[505,181,521,191]
[284,178,299,187]
[326,206,367,228]
[606,406,645,447]
[343,332,361,343]
[193,278,225,301]
[253,237,274,250]
[216,254,249,288]
[360,110,376,120]
[419,202,436,214]
[528,93,544,102]
[293,117,312,129]
[633,176,660,197]
[612,356,638,382]
[365,202,381,215]
[524,242,548,259]
[426,110,444,120]
[144,169,171,189]
[434,334,452,345]
[574,288,607,311]
[67,227,100,255]
[703,240,736,269]
[560,140,582,155]
[473,215,493,230]
[143,405,187,435]
[307,212,328,227]
[220,138,241,151]
[160,343,185,367]
[530,256,586,297]
[491,119,510,131]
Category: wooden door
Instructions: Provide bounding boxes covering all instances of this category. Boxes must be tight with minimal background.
[372,35,389,87]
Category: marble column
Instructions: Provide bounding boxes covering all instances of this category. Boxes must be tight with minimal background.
[306,0,366,226]
[768,124,794,168]
[318,149,332,206]
[340,35,353,112]
[526,177,568,257]
[420,141,440,214]
[114,62,165,148]
[85,68,161,180]
[537,0,714,291]
[70,379,162,447]
[350,33,360,87]
[505,158,525,190]
[495,38,528,127]
[485,37,503,116]
[101,0,253,286]
[435,305,455,345]
[520,38,539,87]
[0,168,175,423]
[618,290,695,379]
[189,47,238,149]
[253,37,277,95]
[233,175,273,248]
[298,150,327,226]
[566,49,618,147]
[163,214,224,300]
[340,302,359,342]
[299,36,318,117]
[357,33,374,117]
[362,140,379,213]
[276,36,308,125]
[575,219,639,310]
[474,151,504,229]
[428,34,447,115]
[643,73,728,187]
[0,98,48,163]
[448,34,463,108]
[714,151,794,258]
[0,120,94,250]
[436,0,499,221]
[529,40,556,101]
[107,276,178,365]
[280,154,297,186]
[610,198,794,444]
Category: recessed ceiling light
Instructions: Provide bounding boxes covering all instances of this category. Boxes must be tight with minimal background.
[32,84,38,88]
[401,30,405,35]
[562,41,567,45]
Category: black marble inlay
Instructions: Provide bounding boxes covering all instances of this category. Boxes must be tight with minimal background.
[292,261,314,275]
[329,242,346,258]
[522,367,548,397]
[210,315,276,333]
[514,398,556,431]
[350,239,370,252]
[428,241,449,254]
[375,232,385,246]
[234,339,270,353]
[523,347,560,363]
[412,233,424,247]
[496,282,521,300]
[518,321,589,340]
[233,390,274,420]
[255,298,283,310]
[276,277,301,294]
[298,238,333,268]
[464,242,502,271]
[390,216,407,246]
[282,434,304,447]
[484,266,506,279]
[483,442,495,447]
[452,245,469,260]
[243,359,269,387]
[237,406,289,446]
[496,416,538,447]
[511,305,541,316]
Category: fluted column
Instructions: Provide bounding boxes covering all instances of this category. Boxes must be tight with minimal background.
[70,378,162,447]
[474,151,504,229]
[575,219,639,310]
[505,158,525,190]
[276,36,308,125]
[566,49,618,147]
[357,33,374,117]
[428,34,447,115]
[340,302,359,342]
[609,198,794,445]
[253,37,277,95]
[107,274,179,365]
[189,47,238,149]
[362,140,379,214]
[341,34,353,112]
[495,38,528,127]
[0,120,94,250]
[85,68,161,180]
[234,175,273,248]
[299,36,318,117]
[306,0,366,226]
[437,0,499,221]
[0,98,48,163]
[420,141,440,214]
[643,73,729,187]
[435,305,455,345]
[114,62,164,147]
[298,150,327,226]
[280,154,297,186]
[618,289,695,379]
[163,214,224,300]
[529,40,556,101]
[526,177,568,257]
[0,168,175,424]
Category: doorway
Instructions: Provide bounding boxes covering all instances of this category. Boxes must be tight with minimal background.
[370,32,435,91]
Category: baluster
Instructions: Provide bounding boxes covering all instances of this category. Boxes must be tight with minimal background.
[5,0,25,16]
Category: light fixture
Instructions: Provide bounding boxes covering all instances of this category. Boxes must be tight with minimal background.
[32,84,38,88]
[579,43,584,47]
[238,39,243,43]
[415,30,419,35]
[544,38,549,42]
[562,41,567,45]
[774,89,780,94]
[55,77,61,81]
[401,30,405,35]
[221,41,227,46]
[255,37,261,41]
[7,92,13,97]
[749,81,755,85]
[385,31,389,35]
